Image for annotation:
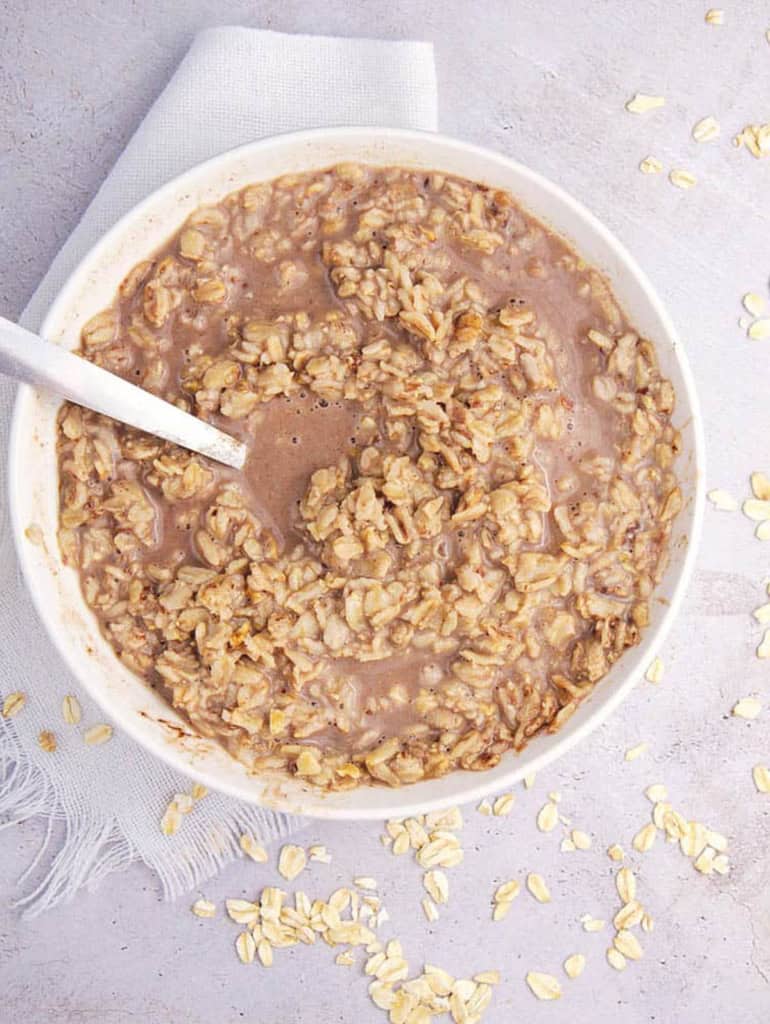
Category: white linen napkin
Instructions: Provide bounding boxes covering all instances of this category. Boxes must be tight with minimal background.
[0,27,437,914]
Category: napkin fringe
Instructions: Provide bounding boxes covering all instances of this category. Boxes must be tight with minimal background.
[0,734,53,832]
[0,722,130,915]
[149,805,298,899]
[2,718,296,915]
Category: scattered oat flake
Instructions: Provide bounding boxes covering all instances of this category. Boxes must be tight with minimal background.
[415,834,463,870]
[707,489,738,511]
[607,947,627,971]
[663,808,687,841]
[493,900,513,922]
[478,798,492,815]
[757,630,770,658]
[278,844,307,882]
[493,793,515,816]
[421,896,439,923]
[616,868,636,903]
[757,521,770,541]
[174,792,194,814]
[236,931,256,964]
[608,844,625,862]
[376,955,407,984]
[38,730,57,753]
[680,821,708,858]
[626,93,665,114]
[191,783,208,800]
[564,953,586,979]
[309,844,331,863]
[523,773,536,789]
[526,873,551,903]
[369,979,392,1009]
[354,876,378,891]
[160,801,183,837]
[2,691,26,718]
[641,913,655,933]
[639,156,663,174]
[405,819,429,848]
[257,939,273,967]
[753,764,770,793]
[84,723,113,746]
[748,319,770,340]
[669,169,697,189]
[191,898,216,918]
[625,742,648,762]
[474,970,501,985]
[336,950,355,966]
[391,831,410,855]
[713,854,730,875]
[743,294,766,318]
[734,123,770,159]
[561,838,576,853]
[494,879,521,905]
[645,657,664,684]
[572,830,592,851]
[226,899,260,925]
[705,8,723,24]
[425,806,463,831]
[732,697,761,720]
[645,783,668,803]
[753,602,770,624]
[632,823,657,853]
[692,116,720,143]
[424,869,449,904]
[240,834,269,863]
[61,694,82,724]
[655,804,673,833]
[614,901,643,930]
[694,847,716,874]
[537,801,559,832]
[751,472,770,500]
[526,971,562,1001]
[708,829,728,853]
[581,914,606,932]
[614,929,644,960]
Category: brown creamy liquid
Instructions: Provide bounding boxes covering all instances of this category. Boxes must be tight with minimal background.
[58,164,681,786]
[240,394,360,547]
[313,651,454,738]
[108,220,612,722]
[113,177,614,551]
[150,394,360,563]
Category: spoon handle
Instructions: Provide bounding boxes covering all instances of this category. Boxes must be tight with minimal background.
[0,317,246,470]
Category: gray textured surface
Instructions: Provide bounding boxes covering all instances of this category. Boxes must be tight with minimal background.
[2,1,770,1021]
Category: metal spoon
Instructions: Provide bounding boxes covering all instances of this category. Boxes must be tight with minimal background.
[0,316,247,470]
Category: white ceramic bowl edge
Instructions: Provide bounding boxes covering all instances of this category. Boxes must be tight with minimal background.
[9,128,705,819]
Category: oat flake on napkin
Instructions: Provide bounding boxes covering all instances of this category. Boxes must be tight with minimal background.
[0,27,438,914]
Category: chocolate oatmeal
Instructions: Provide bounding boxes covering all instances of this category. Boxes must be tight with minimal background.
[56,164,682,789]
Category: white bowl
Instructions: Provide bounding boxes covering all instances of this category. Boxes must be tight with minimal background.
[9,128,705,820]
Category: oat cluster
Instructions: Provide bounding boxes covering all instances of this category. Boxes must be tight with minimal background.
[380,806,463,924]
[212,873,500,1021]
[57,164,680,789]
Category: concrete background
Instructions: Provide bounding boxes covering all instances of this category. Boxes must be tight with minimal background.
[1,1,769,1021]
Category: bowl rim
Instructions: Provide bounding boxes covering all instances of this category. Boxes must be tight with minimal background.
[9,126,706,819]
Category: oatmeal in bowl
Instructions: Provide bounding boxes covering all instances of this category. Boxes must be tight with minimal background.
[12,130,703,815]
